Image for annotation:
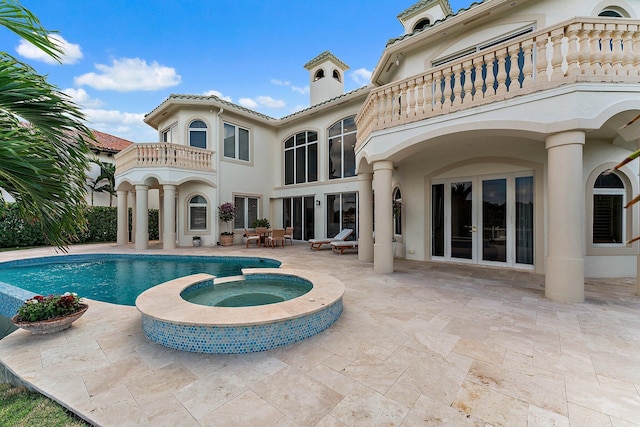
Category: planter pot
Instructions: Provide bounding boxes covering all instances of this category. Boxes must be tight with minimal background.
[12,303,89,335]
[220,234,234,246]
[192,238,202,247]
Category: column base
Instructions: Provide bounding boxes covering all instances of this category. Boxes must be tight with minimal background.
[163,233,176,250]
[135,233,149,251]
[545,256,584,303]
[373,243,394,273]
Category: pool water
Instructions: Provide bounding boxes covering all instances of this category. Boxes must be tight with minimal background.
[182,277,313,307]
[0,254,280,306]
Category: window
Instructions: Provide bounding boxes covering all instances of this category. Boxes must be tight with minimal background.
[393,187,402,235]
[224,123,250,161]
[188,195,207,231]
[161,123,177,143]
[332,69,341,82]
[284,131,318,185]
[328,116,356,180]
[189,120,207,149]
[413,18,430,32]
[326,192,358,239]
[593,172,625,244]
[234,196,259,229]
[314,69,325,81]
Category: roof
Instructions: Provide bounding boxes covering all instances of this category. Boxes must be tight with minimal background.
[303,51,349,71]
[397,0,454,21]
[90,129,134,153]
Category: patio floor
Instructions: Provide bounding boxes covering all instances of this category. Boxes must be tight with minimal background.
[0,243,639,426]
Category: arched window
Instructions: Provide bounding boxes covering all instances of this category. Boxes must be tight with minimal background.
[597,6,629,17]
[332,69,341,82]
[328,116,356,180]
[189,195,207,231]
[284,131,318,185]
[314,69,325,81]
[413,18,431,32]
[593,172,625,244]
[393,188,402,235]
[189,120,207,149]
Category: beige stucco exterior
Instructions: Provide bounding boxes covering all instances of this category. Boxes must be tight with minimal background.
[115,0,640,301]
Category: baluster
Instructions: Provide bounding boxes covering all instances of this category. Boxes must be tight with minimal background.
[370,92,380,130]
[591,24,606,76]
[601,25,614,76]
[495,48,508,96]
[383,88,392,125]
[462,59,473,104]
[508,44,521,91]
[424,73,434,114]
[485,53,497,97]
[521,40,534,87]
[578,25,592,75]
[415,76,425,117]
[632,27,640,78]
[549,29,565,79]
[611,25,624,76]
[621,26,634,77]
[471,58,481,100]
[535,35,549,83]
[565,24,581,78]
[442,68,452,108]
[399,82,408,120]
[407,80,416,118]
[451,63,463,107]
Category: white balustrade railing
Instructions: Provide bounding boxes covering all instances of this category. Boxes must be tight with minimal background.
[115,143,213,174]
[356,18,640,147]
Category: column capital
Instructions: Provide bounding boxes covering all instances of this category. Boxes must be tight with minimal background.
[163,184,177,191]
[545,130,585,150]
[373,160,394,172]
[134,184,149,191]
[357,172,373,182]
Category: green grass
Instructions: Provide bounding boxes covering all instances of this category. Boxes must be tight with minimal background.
[0,383,91,426]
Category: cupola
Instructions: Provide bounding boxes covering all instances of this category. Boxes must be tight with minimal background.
[304,51,349,106]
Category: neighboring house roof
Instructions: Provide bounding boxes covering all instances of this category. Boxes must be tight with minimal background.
[90,129,133,154]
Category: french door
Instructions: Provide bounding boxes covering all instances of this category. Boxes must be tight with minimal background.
[431,173,534,267]
[283,196,315,241]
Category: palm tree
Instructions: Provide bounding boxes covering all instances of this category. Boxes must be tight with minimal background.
[0,0,93,249]
[89,159,116,206]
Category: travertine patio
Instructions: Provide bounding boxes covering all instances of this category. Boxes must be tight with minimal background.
[0,243,639,426]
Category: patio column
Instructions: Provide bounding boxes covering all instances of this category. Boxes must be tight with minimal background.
[162,185,176,250]
[135,185,149,251]
[373,161,394,273]
[116,190,128,246]
[358,172,374,262]
[545,131,585,302]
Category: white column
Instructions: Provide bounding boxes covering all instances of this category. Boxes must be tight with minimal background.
[373,161,394,273]
[116,190,128,246]
[162,185,176,249]
[545,131,585,302]
[135,185,149,251]
[130,191,136,244]
[358,172,374,262]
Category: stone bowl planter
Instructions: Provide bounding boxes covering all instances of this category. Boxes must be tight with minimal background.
[12,303,89,335]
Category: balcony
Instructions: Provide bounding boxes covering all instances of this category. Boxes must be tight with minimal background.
[115,143,214,175]
[355,17,640,147]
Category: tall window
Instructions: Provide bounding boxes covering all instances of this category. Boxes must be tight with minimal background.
[284,131,318,185]
[162,123,177,142]
[593,172,625,244]
[326,192,358,239]
[188,195,207,231]
[224,122,250,161]
[234,196,259,229]
[393,187,402,235]
[189,120,207,149]
[328,116,356,180]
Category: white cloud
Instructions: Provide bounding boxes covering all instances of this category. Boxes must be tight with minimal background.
[350,68,372,86]
[84,109,155,142]
[203,90,232,102]
[63,88,104,108]
[238,98,258,109]
[16,34,82,65]
[75,58,181,92]
[256,96,285,109]
[271,78,309,95]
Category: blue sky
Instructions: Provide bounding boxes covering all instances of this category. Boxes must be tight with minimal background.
[5,0,474,142]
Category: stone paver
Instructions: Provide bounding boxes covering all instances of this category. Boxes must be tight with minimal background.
[1,243,639,426]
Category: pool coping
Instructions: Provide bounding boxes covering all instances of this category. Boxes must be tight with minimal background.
[135,268,345,327]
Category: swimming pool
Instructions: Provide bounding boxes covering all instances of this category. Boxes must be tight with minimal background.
[0,254,280,306]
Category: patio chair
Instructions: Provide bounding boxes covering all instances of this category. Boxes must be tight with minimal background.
[268,228,285,248]
[256,227,269,246]
[244,229,260,248]
[308,228,353,250]
[331,240,358,254]
[284,226,294,246]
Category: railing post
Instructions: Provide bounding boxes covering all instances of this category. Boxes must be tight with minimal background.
[535,34,550,83]
[579,24,593,76]
[550,28,565,79]
[565,24,581,78]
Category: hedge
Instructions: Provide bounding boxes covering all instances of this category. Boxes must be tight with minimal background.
[0,204,158,248]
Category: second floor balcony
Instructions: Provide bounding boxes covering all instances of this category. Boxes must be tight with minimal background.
[355,17,640,148]
[115,143,214,175]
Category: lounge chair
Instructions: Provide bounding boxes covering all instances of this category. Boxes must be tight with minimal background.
[284,226,294,246]
[308,228,353,250]
[331,240,358,254]
[268,228,285,248]
[244,229,260,248]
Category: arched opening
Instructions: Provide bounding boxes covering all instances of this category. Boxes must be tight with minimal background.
[314,69,325,81]
[332,69,341,82]
[413,18,431,32]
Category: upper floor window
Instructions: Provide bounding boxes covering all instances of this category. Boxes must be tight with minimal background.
[593,171,625,245]
[284,131,318,185]
[189,120,207,149]
[188,195,207,231]
[234,195,259,229]
[223,122,250,161]
[328,116,356,180]
[162,123,177,143]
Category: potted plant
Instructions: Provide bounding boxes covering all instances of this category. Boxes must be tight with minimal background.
[192,235,202,247]
[252,218,270,229]
[12,292,88,335]
[218,202,235,246]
